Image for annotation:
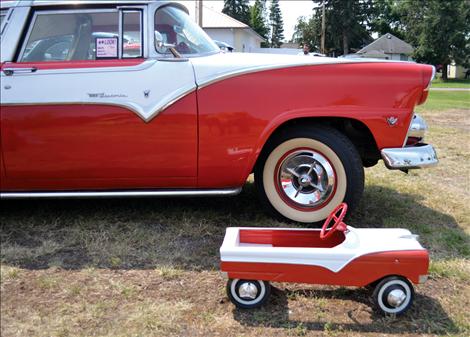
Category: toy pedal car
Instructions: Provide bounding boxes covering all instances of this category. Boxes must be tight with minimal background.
[220,203,429,315]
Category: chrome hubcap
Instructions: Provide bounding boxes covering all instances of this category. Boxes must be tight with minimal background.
[387,289,407,308]
[238,282,258,300]
[278,150,335,208]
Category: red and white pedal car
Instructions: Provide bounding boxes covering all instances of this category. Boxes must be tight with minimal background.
[220,204,429,315]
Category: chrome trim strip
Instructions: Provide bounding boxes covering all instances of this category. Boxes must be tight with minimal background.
[381,144,438,169]
[0,187,243,199]
[425,65,436,91]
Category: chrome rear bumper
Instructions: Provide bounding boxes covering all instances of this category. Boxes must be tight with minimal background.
[381,144,438,169]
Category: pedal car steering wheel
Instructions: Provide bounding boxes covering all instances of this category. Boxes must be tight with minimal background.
[320,203,348,240]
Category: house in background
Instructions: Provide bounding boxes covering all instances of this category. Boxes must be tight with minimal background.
[447,62,469,79]
[355,33,414,61]
[178,2,265,52]
[202,6,265,53]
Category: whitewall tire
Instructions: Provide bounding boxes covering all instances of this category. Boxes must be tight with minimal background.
[255,125,364,223]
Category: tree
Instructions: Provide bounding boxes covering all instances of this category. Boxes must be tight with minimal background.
[293,15,321,51]
[368,0,406,40]
[250,0,269,46]
[397,0,470,80]
[269,0,285,47]
[222,0,250,25]
[294,1,373,56]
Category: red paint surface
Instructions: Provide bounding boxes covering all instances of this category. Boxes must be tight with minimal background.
[239,229,345,248]
[221,250,429,286]
[0,95,197,191]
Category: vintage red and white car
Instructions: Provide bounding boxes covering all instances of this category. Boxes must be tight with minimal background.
[0,0,437,223]
[220,204,430,315]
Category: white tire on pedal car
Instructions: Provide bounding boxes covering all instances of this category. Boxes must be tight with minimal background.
[373,276,414,315]
[227,279,271,309]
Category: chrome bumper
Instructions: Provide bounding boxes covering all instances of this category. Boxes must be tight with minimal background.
[381,144,438,169]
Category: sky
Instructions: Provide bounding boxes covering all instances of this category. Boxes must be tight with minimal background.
[198,0,316,41]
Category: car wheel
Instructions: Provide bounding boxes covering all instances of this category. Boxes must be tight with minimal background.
[227,279,271,309]
[255,125,364,223]
[372,276,414,315]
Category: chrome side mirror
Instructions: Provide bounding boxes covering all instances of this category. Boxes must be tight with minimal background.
[154,31,181,58]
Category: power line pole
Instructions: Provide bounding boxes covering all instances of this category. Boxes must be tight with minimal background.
[196,0,203,27]
[320,0,326,54]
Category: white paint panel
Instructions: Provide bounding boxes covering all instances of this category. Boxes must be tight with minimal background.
[1,60,196,122]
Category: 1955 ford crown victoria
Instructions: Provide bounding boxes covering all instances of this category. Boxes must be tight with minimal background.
[0,0,438,223]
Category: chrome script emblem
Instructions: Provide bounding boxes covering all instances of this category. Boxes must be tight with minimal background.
[87,92,128,98]
[386,116,398,126]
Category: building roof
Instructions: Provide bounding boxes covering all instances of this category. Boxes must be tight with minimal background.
[202,6,265,42]
[202,6,247,29]
[357,33,413,55]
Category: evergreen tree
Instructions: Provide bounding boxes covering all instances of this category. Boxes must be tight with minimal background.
[269,0,284,47]
[250,0,269,46]
[222,0,251,25]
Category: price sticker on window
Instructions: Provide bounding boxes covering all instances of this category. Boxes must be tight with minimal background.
[96,37,118,59]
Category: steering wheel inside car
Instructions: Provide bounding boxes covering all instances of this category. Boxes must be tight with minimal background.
[320,203,348,240]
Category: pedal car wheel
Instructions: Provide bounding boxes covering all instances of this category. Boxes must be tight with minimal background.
[373,276,414,315]
[227,279,271,309]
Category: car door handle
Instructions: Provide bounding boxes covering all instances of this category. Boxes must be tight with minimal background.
[2,67,38,76]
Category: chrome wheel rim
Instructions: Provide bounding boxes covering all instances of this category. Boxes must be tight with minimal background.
[377,279,412,314]
[277,149,336,208]
[231,279,266,306]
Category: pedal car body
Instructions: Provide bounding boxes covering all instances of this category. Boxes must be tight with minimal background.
[220,204,429,315]
[220,226,429,287]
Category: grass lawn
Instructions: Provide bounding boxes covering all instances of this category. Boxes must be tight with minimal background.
[415,91,469,112]
[1,92,469,336]
[431,78,470,88]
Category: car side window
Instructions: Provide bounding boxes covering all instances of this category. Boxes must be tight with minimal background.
[18,9,143,62]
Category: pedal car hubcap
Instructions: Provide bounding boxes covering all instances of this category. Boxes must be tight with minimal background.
[238,282,258,299]
[377,279,412,314]
[387,289,407,307]
[277,149,335,208]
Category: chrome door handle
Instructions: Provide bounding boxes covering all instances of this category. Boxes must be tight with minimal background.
[2,67,37,76]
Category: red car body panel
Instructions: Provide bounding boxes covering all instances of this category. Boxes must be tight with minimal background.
[197,62,431,187]
[1,95,198,190]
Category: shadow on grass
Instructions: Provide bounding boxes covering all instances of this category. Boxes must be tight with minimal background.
[233,285,460,335]
[1,183,468,271]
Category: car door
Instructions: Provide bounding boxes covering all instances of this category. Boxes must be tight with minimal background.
[0,5,197,191]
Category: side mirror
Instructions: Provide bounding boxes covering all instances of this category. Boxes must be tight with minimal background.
[154,31,181,58]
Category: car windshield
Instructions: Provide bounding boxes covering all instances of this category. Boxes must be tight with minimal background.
[155,5,219,56]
